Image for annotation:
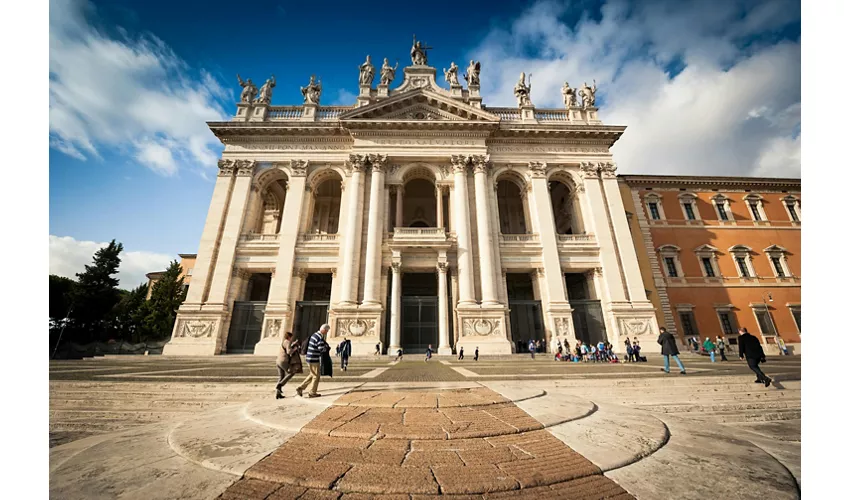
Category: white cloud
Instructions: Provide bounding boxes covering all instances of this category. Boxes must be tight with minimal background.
[49,0,228,175]
[332,89,357,105]
[49,235,174,288]
[471,0,801,178]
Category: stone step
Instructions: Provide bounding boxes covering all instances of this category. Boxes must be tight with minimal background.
[634,400,800,414]
[49,398,240,411]
[49,409,201,423]
[687,408,801,424]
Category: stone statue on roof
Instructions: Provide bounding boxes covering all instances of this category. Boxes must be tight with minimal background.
[444,62,460,86]
[236,74,258,104]
[380,58,399,86]
[410,35,431,66]
[464,60,481,86]
[579,80,597,108]
[257,75,276,104]
[514,72,532,107]
[301,75,322,105]
[561,81,576,108]
[359,55,375,86]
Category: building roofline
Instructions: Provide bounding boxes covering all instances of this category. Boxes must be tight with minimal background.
[146,271,165,279]
[617,173,800,188]
[178,253,197,259]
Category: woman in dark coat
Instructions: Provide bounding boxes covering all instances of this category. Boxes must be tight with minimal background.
[657,327,686,374]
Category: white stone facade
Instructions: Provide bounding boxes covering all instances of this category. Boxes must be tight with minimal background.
[164,61,658,356]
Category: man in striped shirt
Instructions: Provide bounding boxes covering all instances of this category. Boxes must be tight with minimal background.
[295,323,330,398]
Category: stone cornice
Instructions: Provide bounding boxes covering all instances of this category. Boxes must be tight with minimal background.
[619,174,801,190]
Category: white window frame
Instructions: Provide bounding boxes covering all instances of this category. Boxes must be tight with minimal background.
[711,194,735,223]
[787,303,801,334]
[743,194,768,223]
[658,244,684,279]
[186,268,194,276]
[714,304,739,339]
[782,195,801,223]
[675,304,700,338]
[728,245,757,279]
[750,303,778,341]
[763,245,793,279]
[694,244,721,279]
[677,192,702,223]
[644,193,666,222]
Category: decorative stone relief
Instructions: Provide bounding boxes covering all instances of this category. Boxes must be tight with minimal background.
[598,161,617,179]
[389,165,401,176]
[337,318,376,337]
[436,261,448,273]
[218,159,236,177]
[618,318,651,337]
[554,317,572,337]
[469,154,490,174]
[462,318,502,337]
[180,320,216,339]
[347,154,368,172]
[579,162,599,180]
[450,155,468,174]
[367,153,388,171]
[290,159,309,177]
[264,319,282,339]
[528,161,547,179]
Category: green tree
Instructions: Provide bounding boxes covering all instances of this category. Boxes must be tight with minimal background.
[143,260,186,340]
[49,275,76,319]
[111,282,149,342]
[69,240,123,342]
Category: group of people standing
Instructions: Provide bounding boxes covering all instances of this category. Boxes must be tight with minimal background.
[687,336,729,362]
[551,339,621,363]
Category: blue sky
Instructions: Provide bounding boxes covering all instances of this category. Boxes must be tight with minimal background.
[49,0,801,287]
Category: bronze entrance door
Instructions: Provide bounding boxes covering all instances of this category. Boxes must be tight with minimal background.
[226,302,266,353]
[293,301,330,345]
[508,300,544,353]
[401,296,438,354]
[571,300,608,346]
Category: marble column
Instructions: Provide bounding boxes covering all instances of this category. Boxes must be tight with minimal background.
[450,155,476,306]
[265,161,308,312]
[204,160,256,309]
[182,160,238,307]
[362,154,387,306]
[436,186,444,229]
[395,186,404,228]
[528,162,568,305]
[389,261,402,351]
[472,155,499,306]
[338,155,367,305]
[437,259,451,354]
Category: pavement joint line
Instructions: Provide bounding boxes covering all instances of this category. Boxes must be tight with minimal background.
[359,367,390,378]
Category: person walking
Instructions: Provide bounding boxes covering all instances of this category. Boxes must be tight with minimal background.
[425,344,433,362]
[657,327,686,374]
[374,343,381,356]
[777,337,789,356]
[716,336,728,361]
[739,328,771,387]
[703,337,717,363]
[295,324,330,398]
[275,332,301,399]
[529,339,536,359]
[396,348,403,361]
[474,346,479,361]
[458,346,464,360]
[340,337,351,371]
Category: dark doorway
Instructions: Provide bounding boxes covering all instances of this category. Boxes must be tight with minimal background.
[506,273,544,353]
[294,273,332,345]
[401,273,438,353]
[565,273,607,345]
[226,302,266,353]
[247,273,272,301]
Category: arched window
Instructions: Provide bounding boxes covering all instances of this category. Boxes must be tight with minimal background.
[764,244,793,278]
[310,178,342,234]
[644,193,665,221]
[743,194,768,222]
[711,194,734,222]
[728,245,756,278]
[693,244,721,278]
[678,192,700,221]
[496,179,529,234]
[548,179,582,234]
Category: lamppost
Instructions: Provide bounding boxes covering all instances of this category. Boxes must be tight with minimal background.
[761,292,780,348]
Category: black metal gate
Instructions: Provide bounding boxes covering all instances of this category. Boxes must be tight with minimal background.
[401,296,438,353]
[571,300,608,346]
[509,300,544,353]
[226,301,266,353]
[293,301,330,345]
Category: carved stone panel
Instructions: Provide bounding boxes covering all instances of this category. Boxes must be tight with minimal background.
[618,318,651,337]
[461,318,502,337]
[179,320,216,338]
[336,318,376,337]
[264,318,282,339]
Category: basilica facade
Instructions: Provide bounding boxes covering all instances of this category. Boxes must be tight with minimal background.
[163,51,659,357]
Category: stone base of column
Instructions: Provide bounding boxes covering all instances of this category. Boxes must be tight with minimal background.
[329,307,384,356]
[163,311,229,356]
[252,311,292,356]
[437,347,453,355]
[545,303,578,353]
[607,306,660,354]
[454,308,512,355]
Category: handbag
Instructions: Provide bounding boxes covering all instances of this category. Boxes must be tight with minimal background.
[289,353,303,374]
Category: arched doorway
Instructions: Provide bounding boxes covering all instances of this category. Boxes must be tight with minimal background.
[496,179,529,234]
[548,178,583,234]
[309,177,342,234]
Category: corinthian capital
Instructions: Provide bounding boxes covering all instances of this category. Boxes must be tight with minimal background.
[347,154,368,172]
[367,153,388,172]
[217,159,236,177]
[470,154,490,174]
[289,159,309,177]
[450,154,469,174]
[579,161,599,180]
[598,161,617,179]
[528,161,547,179]
[235,160,256,177]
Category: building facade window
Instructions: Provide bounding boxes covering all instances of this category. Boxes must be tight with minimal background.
[694,244,721,279]
[764,245,793,279]
[718,312,736,335]
[702,257,715,277]
[729,245,756,278]
[717,203,729,220]
[712,194,734,222]
[679,311,699,336]
[714,305,739,344]
[752,307,778,337]
[788,305,801,333]
[644,193,666,221]
[648,202,660,220]
[658,245,684,279]
[684,203,696,220]
[678,192,701,221]
[187,268,194,276]
[743,194,768,222]
[783,195,801,222]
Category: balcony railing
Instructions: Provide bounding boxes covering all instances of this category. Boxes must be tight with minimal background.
[500,233,540,243]
[487,107,521,121]
[536,110,570,121]
[267,107,303,120]
[240,233,280,242]
[299,233,340,242]
[393,227,446,237]
[557,233,595,243]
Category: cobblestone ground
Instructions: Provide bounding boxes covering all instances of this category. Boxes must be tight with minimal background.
[218,387,633,499]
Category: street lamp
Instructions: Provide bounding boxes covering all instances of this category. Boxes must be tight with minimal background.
[761,292,780,346]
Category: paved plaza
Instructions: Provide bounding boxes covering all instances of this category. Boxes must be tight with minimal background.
[49,355,801,499]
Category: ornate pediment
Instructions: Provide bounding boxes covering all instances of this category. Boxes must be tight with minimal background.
[339,88,499,123]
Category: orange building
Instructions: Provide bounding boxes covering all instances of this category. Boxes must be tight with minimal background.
[145,254,197,300]
[619,175,801,355]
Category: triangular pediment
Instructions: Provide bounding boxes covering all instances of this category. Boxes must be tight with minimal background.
[339,88,499,122]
